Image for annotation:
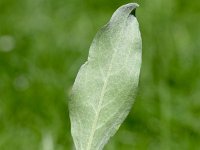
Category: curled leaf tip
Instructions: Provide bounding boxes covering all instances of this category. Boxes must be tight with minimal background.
[119,3,139,12]
[110,3,140,23]
[126,3,139,8]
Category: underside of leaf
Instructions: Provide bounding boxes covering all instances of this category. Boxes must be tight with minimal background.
[69,3,142,150]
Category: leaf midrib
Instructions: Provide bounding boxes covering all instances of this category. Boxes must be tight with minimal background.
[85,41,118,150]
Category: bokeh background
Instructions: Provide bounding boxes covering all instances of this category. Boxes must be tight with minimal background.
[0,0,200,149]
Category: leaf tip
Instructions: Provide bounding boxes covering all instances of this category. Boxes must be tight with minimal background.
[110,3,140,23]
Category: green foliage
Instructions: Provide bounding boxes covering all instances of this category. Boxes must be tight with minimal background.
[0,0,200,150]
[69,3,142,150]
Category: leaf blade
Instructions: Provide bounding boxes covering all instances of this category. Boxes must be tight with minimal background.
[69,3,142,150]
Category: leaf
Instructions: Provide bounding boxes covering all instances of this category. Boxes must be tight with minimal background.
[69,3,142,150]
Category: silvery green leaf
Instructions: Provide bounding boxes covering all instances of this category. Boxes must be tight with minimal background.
[69,3,142,150]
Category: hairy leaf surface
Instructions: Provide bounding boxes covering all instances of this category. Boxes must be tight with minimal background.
[69,3,142,150]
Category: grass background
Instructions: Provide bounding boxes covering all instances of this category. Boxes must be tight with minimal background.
[0,0,200,149]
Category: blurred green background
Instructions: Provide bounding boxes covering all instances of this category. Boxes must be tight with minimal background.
[0,0,200,149]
